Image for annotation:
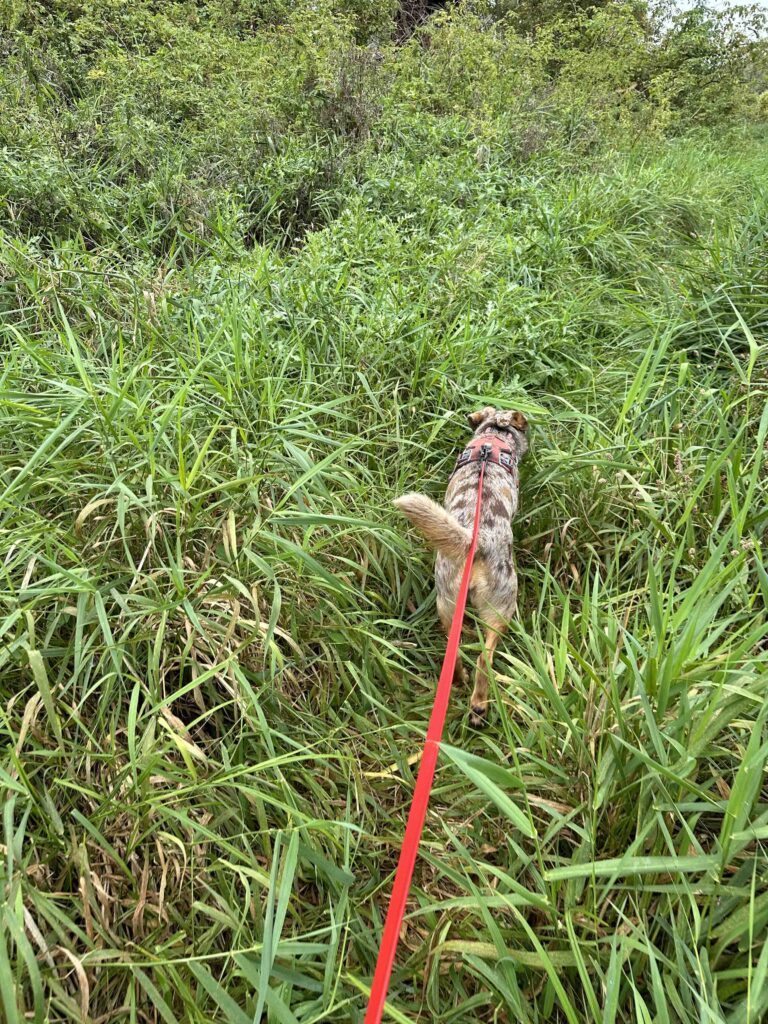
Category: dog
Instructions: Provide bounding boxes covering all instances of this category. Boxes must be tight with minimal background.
[395,407,528,725]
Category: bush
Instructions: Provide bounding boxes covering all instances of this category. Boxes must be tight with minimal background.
[648,2,768,129]
[2,0,767,253]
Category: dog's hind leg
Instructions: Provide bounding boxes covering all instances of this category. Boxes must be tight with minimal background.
[470,618,506,727]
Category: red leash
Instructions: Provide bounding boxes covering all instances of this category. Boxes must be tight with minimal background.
[364,459,487,1024]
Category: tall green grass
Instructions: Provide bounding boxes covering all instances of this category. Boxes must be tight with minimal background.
[2,133,768,1022]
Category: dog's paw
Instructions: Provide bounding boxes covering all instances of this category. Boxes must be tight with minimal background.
[469,704,488,728]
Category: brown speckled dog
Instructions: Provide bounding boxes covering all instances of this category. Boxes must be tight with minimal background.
[395,408,528,725]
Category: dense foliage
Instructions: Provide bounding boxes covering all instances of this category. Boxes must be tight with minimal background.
[1,0,767,253]
[1,2,767,1022]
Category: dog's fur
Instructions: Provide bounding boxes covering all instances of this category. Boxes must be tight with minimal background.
[395,407,528,725]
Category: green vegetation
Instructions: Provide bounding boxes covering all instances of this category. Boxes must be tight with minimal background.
[1,1,768,1021]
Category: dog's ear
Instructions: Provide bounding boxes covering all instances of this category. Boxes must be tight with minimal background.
[511,411,528,432]
[467,406,495,428]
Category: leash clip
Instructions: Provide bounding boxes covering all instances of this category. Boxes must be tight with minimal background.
[478,443,493,462]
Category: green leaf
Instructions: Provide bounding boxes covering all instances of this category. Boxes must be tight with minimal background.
[442,744,535,838]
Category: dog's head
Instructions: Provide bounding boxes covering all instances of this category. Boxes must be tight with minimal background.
[467,406,529,456]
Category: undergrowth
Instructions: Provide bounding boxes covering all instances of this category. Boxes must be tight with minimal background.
[1,2,768,1022]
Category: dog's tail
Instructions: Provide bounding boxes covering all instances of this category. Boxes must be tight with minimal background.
[394,493,471,561]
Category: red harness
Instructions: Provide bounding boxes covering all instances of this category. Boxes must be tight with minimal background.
[451,433,517,478]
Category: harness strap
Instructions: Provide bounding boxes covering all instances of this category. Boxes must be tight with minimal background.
[451,434,517,479]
